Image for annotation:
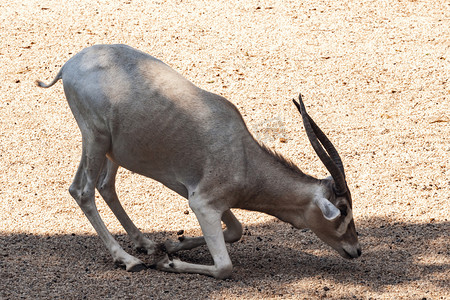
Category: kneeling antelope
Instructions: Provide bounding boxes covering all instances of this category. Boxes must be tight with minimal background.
[37,44,361,279]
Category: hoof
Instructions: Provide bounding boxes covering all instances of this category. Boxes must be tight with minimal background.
[127,263,147,272]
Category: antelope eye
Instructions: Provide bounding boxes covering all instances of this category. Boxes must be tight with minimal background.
[339,206,348,217]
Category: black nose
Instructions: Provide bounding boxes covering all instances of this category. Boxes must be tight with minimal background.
[357,248,362,257]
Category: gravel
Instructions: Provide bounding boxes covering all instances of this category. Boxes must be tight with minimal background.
[1,0,449,299]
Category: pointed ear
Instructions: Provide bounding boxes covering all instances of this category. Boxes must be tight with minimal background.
[314,197,341,221]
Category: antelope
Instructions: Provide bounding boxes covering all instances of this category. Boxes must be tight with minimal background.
[37,44,361,279]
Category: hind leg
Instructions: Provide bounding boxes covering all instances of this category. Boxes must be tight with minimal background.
[96,159,159,261]
[69,137,146,272]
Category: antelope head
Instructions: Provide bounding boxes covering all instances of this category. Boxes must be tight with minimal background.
[293,95,361,259]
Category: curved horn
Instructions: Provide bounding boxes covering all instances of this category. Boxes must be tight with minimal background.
[292,94,348,196]
[305,112,345,177]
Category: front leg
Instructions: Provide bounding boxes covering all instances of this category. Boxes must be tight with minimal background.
[165,209,243,254]
[157,201,233,279]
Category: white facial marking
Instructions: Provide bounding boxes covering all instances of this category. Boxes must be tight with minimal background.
[336,208,353,236]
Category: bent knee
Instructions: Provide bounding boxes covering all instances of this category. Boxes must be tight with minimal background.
[69,184,95,207]
[214,263,233,279]
[225,231,242,244]
[224,224,243,243]
[68,184,79,199]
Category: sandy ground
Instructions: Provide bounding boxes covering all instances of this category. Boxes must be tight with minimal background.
[1,0,449,299]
